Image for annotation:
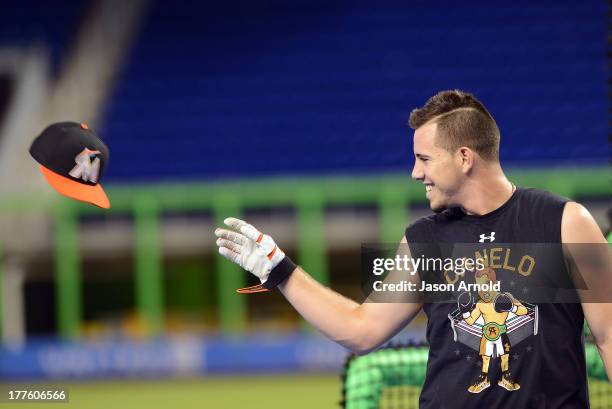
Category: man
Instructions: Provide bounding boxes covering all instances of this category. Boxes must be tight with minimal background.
[215,90,611,407]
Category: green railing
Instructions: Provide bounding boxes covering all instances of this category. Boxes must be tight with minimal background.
[0,167,609,339]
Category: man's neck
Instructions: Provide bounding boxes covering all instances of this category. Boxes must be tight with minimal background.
[458,172,515,216]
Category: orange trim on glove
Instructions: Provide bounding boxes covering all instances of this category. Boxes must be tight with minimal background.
[236,284,269,294]
[267,245,277,260]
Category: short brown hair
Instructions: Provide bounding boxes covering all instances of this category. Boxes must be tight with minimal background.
[408,90,500,161]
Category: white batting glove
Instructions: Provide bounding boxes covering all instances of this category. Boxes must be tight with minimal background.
[215,217,294,293]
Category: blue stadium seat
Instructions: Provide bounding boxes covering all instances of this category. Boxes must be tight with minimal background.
[101,0,607,182]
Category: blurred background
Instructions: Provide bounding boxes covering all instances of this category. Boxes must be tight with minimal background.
[0,0,608,408]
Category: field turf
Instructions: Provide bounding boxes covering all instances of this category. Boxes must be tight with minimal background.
[1,375,609,408]
[1,374,340,409]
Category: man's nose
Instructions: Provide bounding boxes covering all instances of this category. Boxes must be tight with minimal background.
[411,162,424,181]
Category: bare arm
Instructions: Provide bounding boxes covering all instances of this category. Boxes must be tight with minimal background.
[464,303,482,326]
[562,202,612,380]
[513,299,528,316]
[278,236,423,354]
[216,219,422,355]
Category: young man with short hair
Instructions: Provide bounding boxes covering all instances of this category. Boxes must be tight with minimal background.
[215,90,611,407]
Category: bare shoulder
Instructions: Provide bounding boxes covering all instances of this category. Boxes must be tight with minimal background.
[561,202,606,244]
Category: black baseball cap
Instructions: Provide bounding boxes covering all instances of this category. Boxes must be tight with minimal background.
[29,122,110,209]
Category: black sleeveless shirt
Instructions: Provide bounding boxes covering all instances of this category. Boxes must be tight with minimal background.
[405,187,589,409]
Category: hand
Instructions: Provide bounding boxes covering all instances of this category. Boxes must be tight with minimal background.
[215,217,286,285]
[457,291,474,318]
[494,293,517,313]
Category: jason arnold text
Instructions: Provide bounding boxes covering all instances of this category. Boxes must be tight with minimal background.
[372,280,501,293]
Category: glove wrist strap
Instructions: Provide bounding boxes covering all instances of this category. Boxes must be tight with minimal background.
[236,257,297,294]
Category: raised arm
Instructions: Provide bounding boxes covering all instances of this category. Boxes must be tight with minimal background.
[215,218,422,354]
[512,299,528,316]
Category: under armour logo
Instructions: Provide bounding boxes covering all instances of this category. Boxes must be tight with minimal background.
[478,232,496,243]
[69,148,101,183]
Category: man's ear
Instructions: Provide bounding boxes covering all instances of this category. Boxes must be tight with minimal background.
[457,147,475,173]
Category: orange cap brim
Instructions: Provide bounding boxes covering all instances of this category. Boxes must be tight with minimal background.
[39,165,110,209]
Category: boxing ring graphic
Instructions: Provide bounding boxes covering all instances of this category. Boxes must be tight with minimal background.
[448,302,538,351]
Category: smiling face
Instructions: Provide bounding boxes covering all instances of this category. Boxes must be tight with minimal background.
[411,122,466,212]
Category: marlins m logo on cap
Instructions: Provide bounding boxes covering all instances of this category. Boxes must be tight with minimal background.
[29,122,111,209]
[69,148,102,183]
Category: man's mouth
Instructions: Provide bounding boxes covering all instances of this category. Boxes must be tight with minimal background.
[424,183,433,193]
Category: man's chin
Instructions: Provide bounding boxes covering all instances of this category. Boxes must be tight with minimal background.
[430,202,448,213]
